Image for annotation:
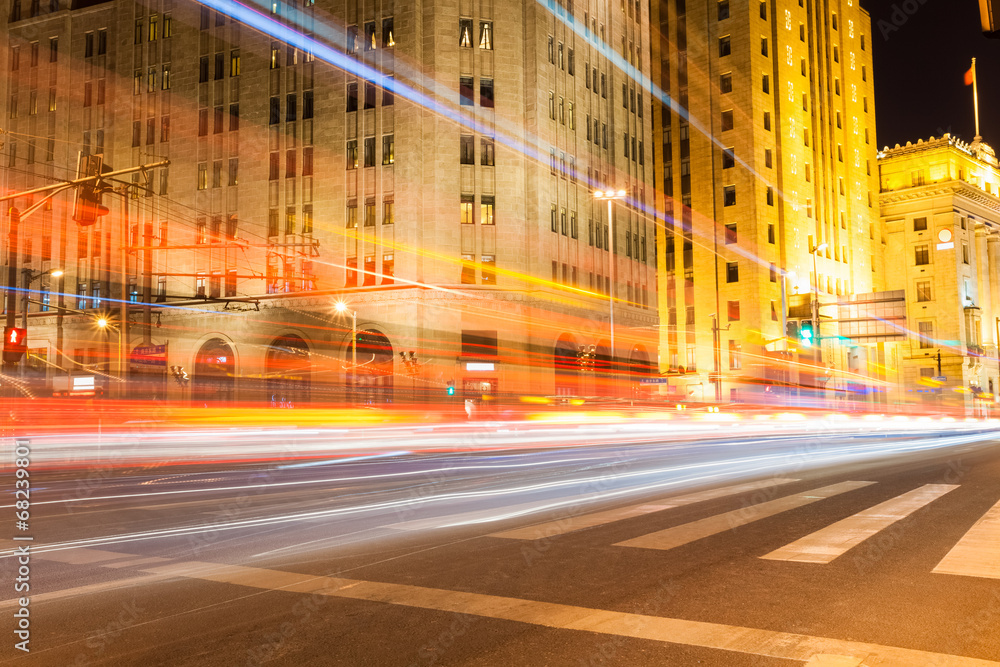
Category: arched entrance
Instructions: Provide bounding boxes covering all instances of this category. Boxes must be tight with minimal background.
[554,334,579,396]
[628,345,654,397]
[192,338,236,404]
[593,340,614,395]
[628,345,653,377]
[353,329,394,404]
[265,334,311,407]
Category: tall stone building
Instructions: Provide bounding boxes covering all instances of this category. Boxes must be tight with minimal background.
[880,134,1000,414]
[2,0,658,403]
[650,0,881,402]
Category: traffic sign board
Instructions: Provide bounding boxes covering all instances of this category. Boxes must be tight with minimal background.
[933,376,947,382]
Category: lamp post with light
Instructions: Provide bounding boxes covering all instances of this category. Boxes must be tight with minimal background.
[21,268,63,331]
[18,268,63,379]
[334,300,357,397]
[810,243,828,345]
[593,189,627,388]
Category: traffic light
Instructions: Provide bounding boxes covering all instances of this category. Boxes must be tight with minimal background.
[785,320,799,340]
[73,154,109,226]
[3,327,28,364]
[72,180,109,226]
[799,321,814,346]
[446,380,456,396]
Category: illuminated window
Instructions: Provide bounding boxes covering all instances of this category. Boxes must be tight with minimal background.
[383,198,394,225]
[383,18,395,47]
[914,244,929,266]
[460,19,473,47]
[481,196,495,225]
[461,195,474,224]
[918,321,934,348]
[346,140,358,169]
[480,21,492,49]
[382,135,394,165]
[916,281,931,302]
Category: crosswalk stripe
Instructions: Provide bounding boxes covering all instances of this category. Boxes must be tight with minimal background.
[41,547,1000,667]
[761,484,958,563]
[489,478,799,540]
[615,481,874,551]
[933,497,1000,579]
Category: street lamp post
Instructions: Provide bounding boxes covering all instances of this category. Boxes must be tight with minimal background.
[19,268,63,379]
[334,300,357,398]
[809,243,828,407]
[20,268,64,331]
[810,243,828,344]
[593,189,627,390]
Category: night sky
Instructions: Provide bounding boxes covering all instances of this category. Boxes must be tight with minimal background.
[862,0,1000,149]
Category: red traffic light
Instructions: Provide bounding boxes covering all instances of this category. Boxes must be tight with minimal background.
[3,327,28,364]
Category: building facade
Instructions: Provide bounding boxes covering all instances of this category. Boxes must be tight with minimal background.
[879,134,1000,414]
[2,0,659,404]
[650,0,882,403]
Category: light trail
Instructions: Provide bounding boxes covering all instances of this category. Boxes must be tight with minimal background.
[3,429,996,558]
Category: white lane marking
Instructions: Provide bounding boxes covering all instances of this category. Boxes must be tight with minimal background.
[762,484,959,563]
[489,478,799,540]
[933,498,1000,579]
[616,481,875,551]
[32,548,1000,667]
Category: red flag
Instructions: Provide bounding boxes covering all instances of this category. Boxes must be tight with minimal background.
[965,66,975,86]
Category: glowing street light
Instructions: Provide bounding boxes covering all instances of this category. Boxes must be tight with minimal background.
[593,189,628,381]
[810,243,828,344]
[334,300,357,394]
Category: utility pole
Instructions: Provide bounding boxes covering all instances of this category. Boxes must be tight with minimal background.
[4,207,19,339]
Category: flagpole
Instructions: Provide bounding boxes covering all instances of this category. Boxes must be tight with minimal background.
[973,57,981,139]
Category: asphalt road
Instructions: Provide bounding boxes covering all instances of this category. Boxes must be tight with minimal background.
[3,426,1000,666]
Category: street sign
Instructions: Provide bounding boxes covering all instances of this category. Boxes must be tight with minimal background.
[933,376,947,382]
[639,378,668,384]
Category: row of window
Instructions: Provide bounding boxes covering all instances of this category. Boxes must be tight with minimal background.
[8,38,58,71]
[460,19,493,50]
[197,159,240,190]
[346,255,397,287]
[200,51,240,82]
[343,199,394,229]
[269,205,316,235]
[9,0,59,23]
[134,65,171,94]
[546,36,574,74]
[134,14,172,44]
[132,116,170,146]
[346,81,392,111]
[344,136,394,170]
[461,196,495,225]
[7,89,59,118]
[346,18,396,54]
[461,255,496,285]
[460,135,496,165]
[270,93,313,124]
